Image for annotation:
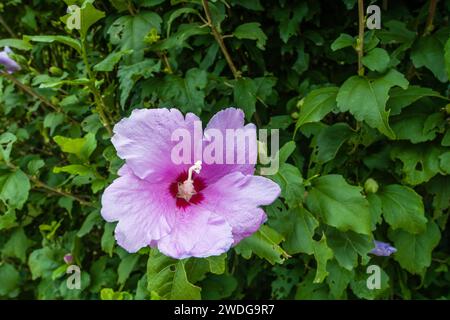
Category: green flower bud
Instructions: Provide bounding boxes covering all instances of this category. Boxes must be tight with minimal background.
[445,103,450,115]
[291,111,299,119]
[49,66,63,76]
[364,178,379,194]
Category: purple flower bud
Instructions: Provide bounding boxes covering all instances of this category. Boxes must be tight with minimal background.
[63,253,74,264]
[370,240,397,257]
[0,46,21,74]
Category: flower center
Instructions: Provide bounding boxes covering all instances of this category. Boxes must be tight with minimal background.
[177,161,202,202]
[169,161,206,209]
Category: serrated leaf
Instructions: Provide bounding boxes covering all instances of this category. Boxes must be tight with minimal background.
[306,175,371,235]
[235,225,289,265]
[233,77,258,120]
[147,249,201,299]
[388,221,441,275]
[234,22,267,50]
[337,69,409,138]
[295,87,339,132]
[0,169,30,210]
[362,48,390,72]
[312,234,333,283]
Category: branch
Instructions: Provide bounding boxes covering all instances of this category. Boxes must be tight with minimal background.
[357,0,365,76]
[81,40,113,136]
[6,163,94,207]
[1,72,78,124]
[201,0,240,79]
[424,0,438,36]
[0,15,16,38]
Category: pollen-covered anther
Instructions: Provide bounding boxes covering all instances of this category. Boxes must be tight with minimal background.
[177,161,202,202]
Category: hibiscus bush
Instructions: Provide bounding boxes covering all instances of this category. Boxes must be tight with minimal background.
[0,0,449,300]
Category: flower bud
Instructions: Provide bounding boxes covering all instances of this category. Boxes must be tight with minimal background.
[49,66,63,76]
[364,178,379,194]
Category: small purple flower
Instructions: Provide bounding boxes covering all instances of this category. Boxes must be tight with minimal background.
[0,46,21,74]
[63,253,74,264]
[101,108,281,259]
[370,240,397,257]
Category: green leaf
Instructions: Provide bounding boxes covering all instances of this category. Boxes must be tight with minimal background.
[350,268,390,300]
[0,169,30,210]
[235,225,289,265]
[118,59,161,107]
[281,207,319,255]
[388,221,441,275]
[53,133,97,162]
[43,112,65,136]
[331,33,354,51]
[273,2,308,43]
[0,264,20,297]
[233,22,267,50]
[326,260,353,298]
[0,132,17,163]
[27,159,45,175]
[314,123,354,163]
[411,35,447,83]
[0,38,32,51]
[93,49,133,72]
[336,69,409,139]
[147,249,201,300]
[233,77,258,120]
[439,151,450,174]
[108,11,162,63]
[145,67,206,114]
[445,37,450,80]
[101,222,116,257]
[24,35,81,53]
[312,234,334,283]
[376,184,427,234]
[295,87,339,131]
[61,1,105,38]
[118,254,140,285]
[2,228,33,263]
[53,164,95,176]
[77,209,101,237]
[306,174,371,235]
[390,143,443,185]
[327,229,373,271]
[270,163,304,208]
[391,111,445,143]
[387,85,445,115]
[28,247,63,280]
[362,48,390,72]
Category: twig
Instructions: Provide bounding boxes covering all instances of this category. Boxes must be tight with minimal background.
[357,0,365,76]
[201,0,240,79]
[80,40,113,135]
[0,15,16,38]
[5,163,94,207]
[356,0,364,76]
[1,72,78,124]
[424,0,438,36]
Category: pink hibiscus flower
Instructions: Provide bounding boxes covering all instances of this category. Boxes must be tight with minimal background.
[101,108,280,259]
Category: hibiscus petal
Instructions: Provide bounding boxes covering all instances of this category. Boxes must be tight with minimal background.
[202,108,257,183]
[101,168,175,252]
[201,171,280,243]
[111,108,200,182]
[157,208,234,259]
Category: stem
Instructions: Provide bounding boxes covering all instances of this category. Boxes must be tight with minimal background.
[0,72,77,124]
[424,0,438,36]
[5,163,94,207]
[0,15,16,38]
[357,0,365,76]
[80,40,113,135]
[201,0,240,79]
